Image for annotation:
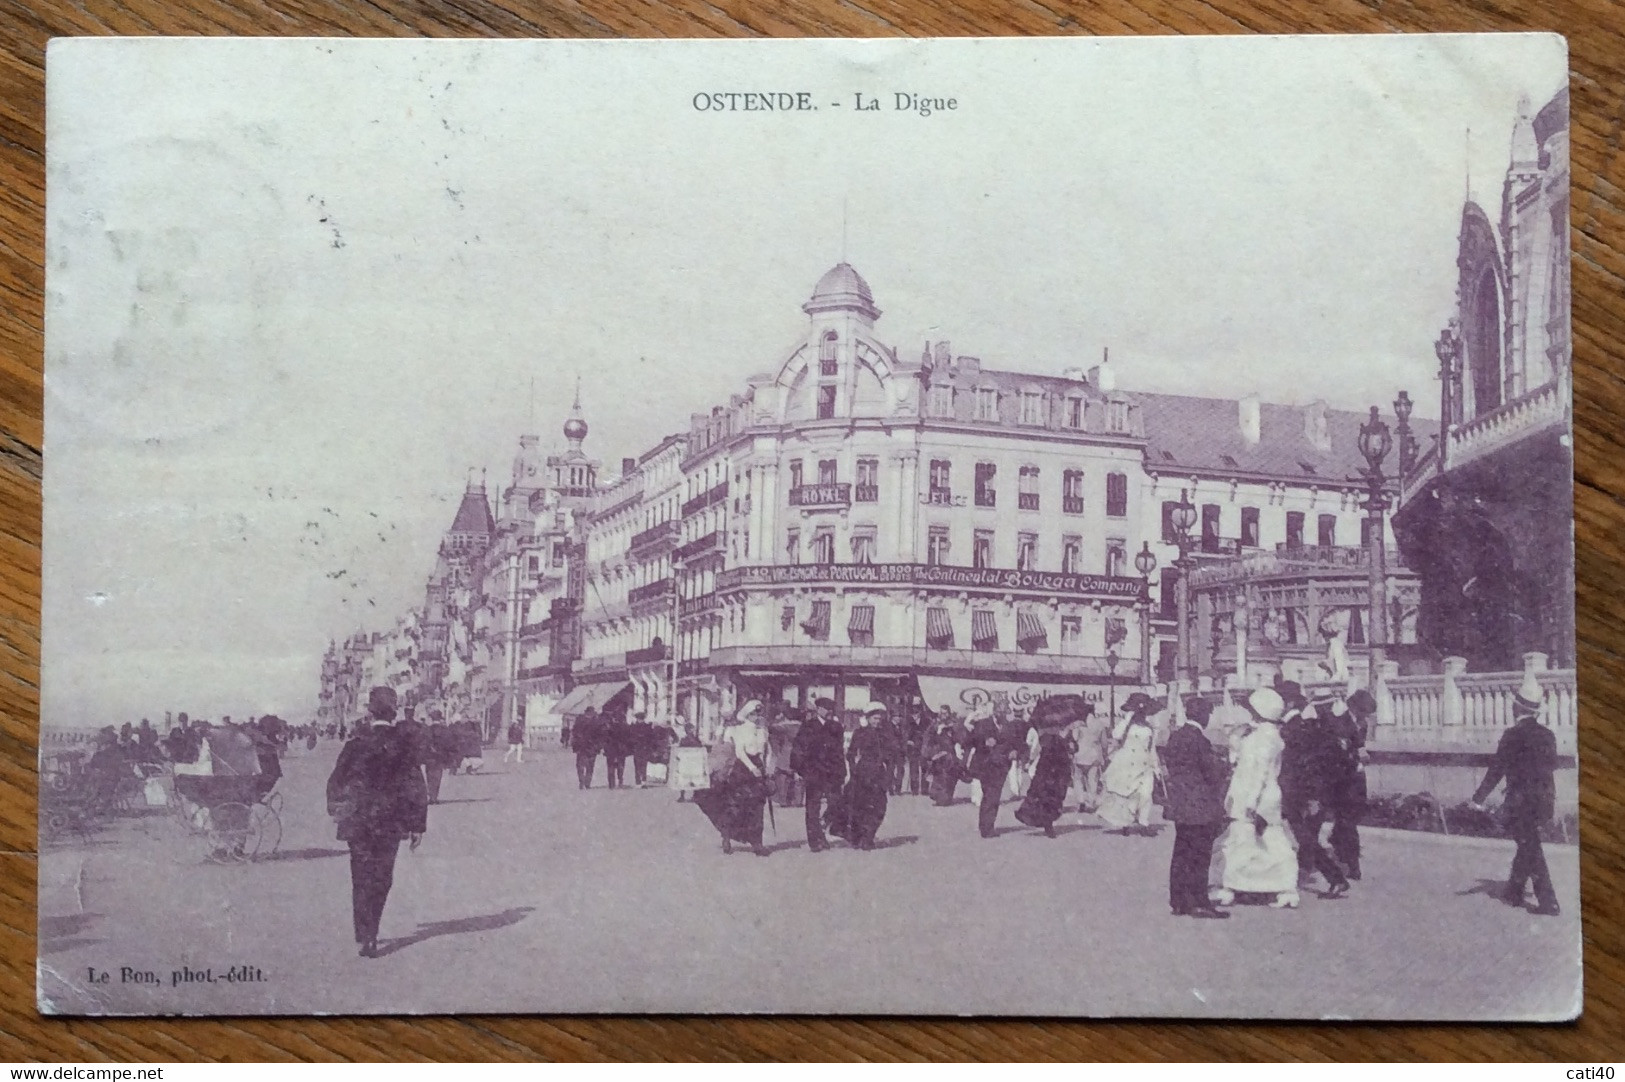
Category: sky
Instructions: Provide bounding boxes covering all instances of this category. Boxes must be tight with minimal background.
[40,35,1567,726]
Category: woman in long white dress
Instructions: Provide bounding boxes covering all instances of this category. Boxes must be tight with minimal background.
[1212,686,1301,908]
[1097,693,1163,835]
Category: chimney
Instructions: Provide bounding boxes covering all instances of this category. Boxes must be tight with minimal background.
[1304,400,1331,452]
[934,341,952,369]
[1087,346,1116,392]
[621,457,636,476]
[957,355,981,378]
[1238,394,1261,445]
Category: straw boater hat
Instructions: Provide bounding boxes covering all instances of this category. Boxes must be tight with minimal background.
[1248,686,1286,723]
[735,700,764,724]
[863,702,889,716]
[1513,671,1544,719]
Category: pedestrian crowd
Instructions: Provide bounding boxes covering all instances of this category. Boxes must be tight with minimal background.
[657,672,1561,922]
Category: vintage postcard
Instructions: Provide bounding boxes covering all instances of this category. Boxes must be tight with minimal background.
[39,34,1579,1018]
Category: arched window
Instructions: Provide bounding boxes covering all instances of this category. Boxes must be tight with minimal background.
[819,332,838,376]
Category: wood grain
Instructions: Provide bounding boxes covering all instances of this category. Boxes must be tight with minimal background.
[1,0,1622,1062]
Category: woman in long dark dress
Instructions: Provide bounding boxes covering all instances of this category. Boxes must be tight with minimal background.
[922,711,962,806]
[842,703,893,849]
[693,700,772,856]
[1016,697,1092,836]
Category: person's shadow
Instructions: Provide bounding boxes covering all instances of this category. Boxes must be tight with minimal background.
[376,906,534,957]
[1456,877,1513,901]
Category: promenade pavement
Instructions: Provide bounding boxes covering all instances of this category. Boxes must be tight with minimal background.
[37,740,1581,1018]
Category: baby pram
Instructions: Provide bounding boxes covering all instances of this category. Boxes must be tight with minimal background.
[170,725,282,862]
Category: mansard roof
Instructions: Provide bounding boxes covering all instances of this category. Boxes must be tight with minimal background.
[1135,392,1397,485]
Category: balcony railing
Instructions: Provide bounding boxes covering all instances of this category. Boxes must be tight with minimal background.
[627,577,674,606]
[681,481,729,518]
[1381,660,1576,754]
[1062,496,1085,514]
[1446,378,1568,474]
[854,484,879,502]
[974,489,996,508]
[788,482,851,508]
[628,520,679,557]
[1018,493,1039,511]
[925,488,955,506]
[680,593,721,617]
[673,531,723,562]
[625,642,670,665]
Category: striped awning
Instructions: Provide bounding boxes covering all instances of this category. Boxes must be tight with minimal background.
[801,599,832,639]
[925,607,954,647]
[1016,611,1049,649]
[848,604,875,635]
[971,610,999,650]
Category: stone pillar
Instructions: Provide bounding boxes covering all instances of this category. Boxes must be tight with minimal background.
[760,458,779,563]
[1441,655,1468,728]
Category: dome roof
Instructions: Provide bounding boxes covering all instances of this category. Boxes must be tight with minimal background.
[563,416,589,442]
[812,263,873,304]
[804,262,880,320]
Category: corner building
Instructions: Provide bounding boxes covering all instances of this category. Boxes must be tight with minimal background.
[673,264,1154,731]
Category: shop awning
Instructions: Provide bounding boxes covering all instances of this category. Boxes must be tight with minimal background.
[847,604,875,635]
[925,607,954,648]
[801,599,832,639]
[971,610,1000,650]
[1016,611,1049,649]
[554,681,632,716]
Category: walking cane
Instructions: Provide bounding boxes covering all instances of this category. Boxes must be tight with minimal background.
[765,780,777,840]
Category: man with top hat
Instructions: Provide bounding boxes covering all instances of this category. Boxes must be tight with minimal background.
[1469,672,1561,916]
[791,697,847,852]
[1160,696,1230,918]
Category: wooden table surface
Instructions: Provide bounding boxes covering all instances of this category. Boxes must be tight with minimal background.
[1,0,1622,1062]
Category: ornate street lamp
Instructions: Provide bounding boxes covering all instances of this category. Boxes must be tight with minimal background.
[1134,541,1158,685]
[1169,489,1199,688]
[1105,648,1121,722]
[1393,390,1418,479]
[1356,405,1393,688]
[1434,319,1464,446]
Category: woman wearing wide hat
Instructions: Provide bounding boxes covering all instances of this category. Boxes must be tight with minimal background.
[692,700,774,856]
[1015,696,1090,837]
[1097,692,1164,835]
[1212,686,1301,909]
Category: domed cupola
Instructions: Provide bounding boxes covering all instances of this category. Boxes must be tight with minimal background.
[562,379,588,449]
[803,262,880,322]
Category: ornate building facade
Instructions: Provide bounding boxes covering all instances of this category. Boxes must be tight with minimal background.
[1394,86,1572,672]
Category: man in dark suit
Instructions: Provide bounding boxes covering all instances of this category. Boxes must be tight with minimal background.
[1160,697,1231,918]
[602,711,629,789]
[1470,676,1561,915]
[571,707,601,789]
[1281,690,1351,898]
[791,698,846,852]
[1327,689,1375,880]
[964,702,1015,839]
[326,686,429,958]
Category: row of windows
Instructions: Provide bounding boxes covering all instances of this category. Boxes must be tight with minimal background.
[784,600,1127,655]
[784,525,1134,575]
[924,385,1131,432]
[1158,501,1377,550]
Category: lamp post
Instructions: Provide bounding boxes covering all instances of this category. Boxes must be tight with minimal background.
[1134,541,1158,685]
[1106,648,1120,721]
[1169,489,1199,689]
[1356,405,1393,688]
[1434,320,1463,467]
